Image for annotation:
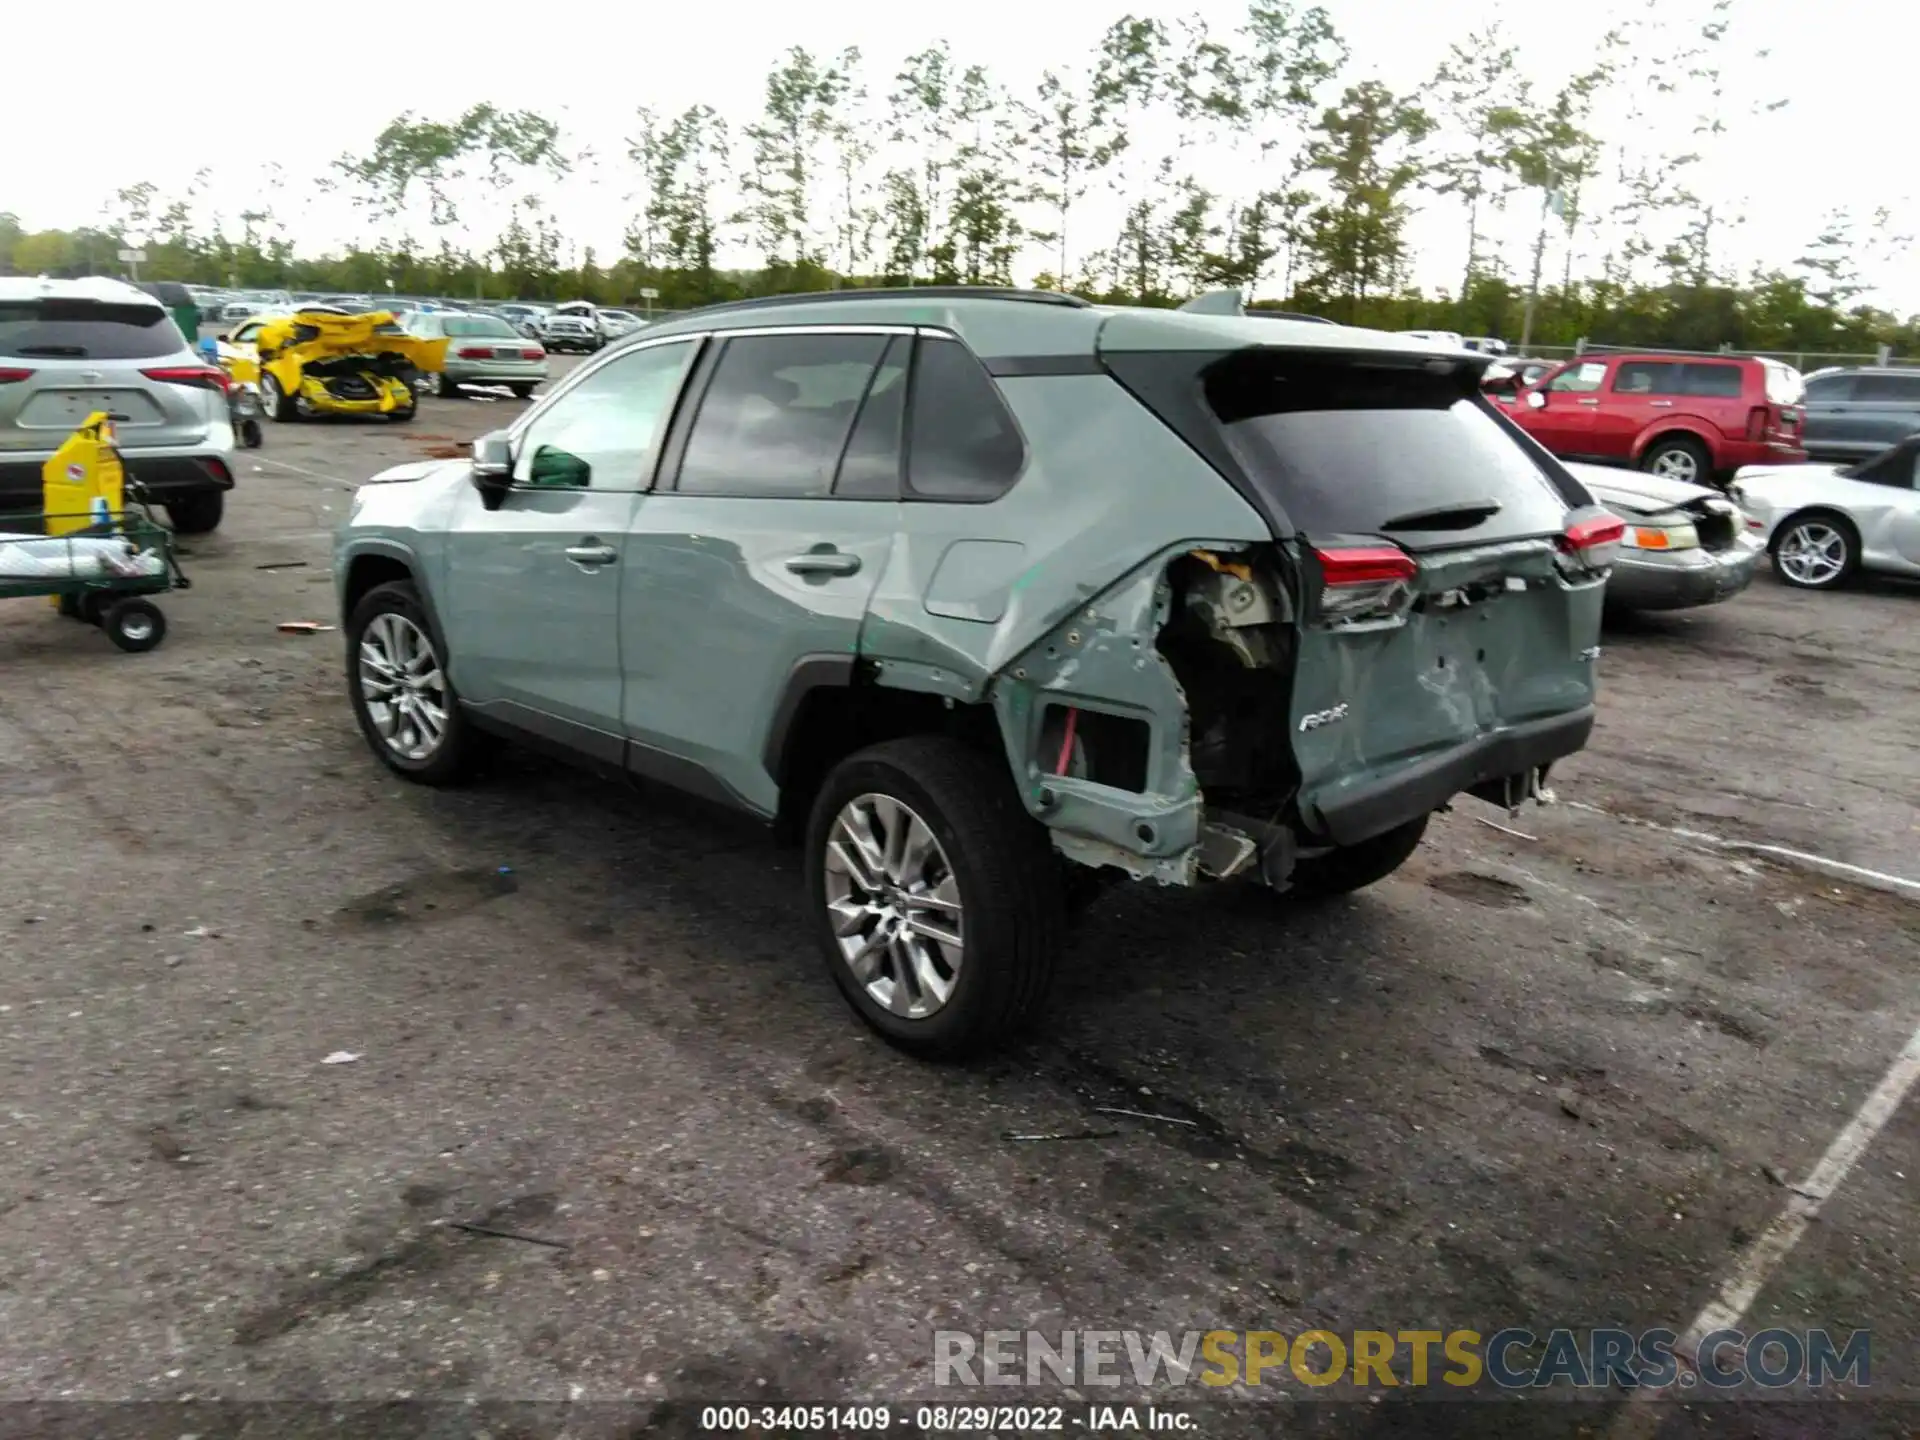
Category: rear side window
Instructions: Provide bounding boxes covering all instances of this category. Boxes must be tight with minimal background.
[1803,374,1853,403]
[1207,355,1572,547]
[1613,361,1680,395]
[0,299,184,361]
[1854,373,1920,402]
[905,337,1025,501]
[677,332,886,497]
[1678,363,1743,398]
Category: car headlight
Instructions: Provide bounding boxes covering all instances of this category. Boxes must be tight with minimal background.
[1620,522,1699,551]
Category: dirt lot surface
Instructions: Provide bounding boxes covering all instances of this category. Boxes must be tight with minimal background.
[3,369,1917,1439]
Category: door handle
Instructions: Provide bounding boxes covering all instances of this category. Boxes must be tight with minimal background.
[1649,400,1673,407]
[785,551,861,577]
[565,542,618,569]
[1577,398,1600,406]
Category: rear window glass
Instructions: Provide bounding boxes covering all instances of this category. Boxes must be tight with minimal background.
[1763,362,1805,405]
[0,299,184,360]
[1853,373,1920,402]
[1208,357,1572,546]
[444,316,519,338]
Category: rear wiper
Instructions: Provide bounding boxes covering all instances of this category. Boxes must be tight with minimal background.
[1380,499,1502,531]
[15,344,88,357]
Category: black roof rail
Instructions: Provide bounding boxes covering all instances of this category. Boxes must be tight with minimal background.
[673,286,1093,320]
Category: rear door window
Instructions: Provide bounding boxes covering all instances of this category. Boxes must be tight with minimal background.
[676,332,886,497]
[1802,374,1853,403]
[1678,363,1743,398]
[833,335,908,498]
[0,299,185,360]
[1613,361,1680,395]
[1207,354,1573,548]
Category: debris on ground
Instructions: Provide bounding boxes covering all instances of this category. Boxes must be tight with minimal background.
[320,1051,360,1065]
[276,621,336,634]
[449,1221,570,1249]
[1003,1130,1122,1143]
[1092,1106,1199,1126]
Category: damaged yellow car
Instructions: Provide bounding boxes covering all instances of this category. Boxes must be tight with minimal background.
[245,311,447,423]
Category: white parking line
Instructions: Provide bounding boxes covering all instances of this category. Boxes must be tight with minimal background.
[1569,800,1920,899]
[1607,1022,1920,1436]
[250,456,357,490]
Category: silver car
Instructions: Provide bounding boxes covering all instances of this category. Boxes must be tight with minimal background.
[1732,437,1920,589]
[403,312,550,399]
[0,276,236,534]
[1562,461,1761,611]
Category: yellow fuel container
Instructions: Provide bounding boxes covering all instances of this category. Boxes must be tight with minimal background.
[40,412,127,607]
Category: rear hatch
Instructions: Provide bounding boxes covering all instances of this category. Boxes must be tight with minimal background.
[0,296,211,453]
[1100,317,1609,845]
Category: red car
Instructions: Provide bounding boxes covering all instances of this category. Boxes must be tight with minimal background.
[1505,352,1806,486]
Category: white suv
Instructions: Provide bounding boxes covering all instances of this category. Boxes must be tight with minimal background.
[0,277,237,533]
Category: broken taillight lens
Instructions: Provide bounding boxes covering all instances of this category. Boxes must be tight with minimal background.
[1557,511,1626,574]
[1313,544,1417,626]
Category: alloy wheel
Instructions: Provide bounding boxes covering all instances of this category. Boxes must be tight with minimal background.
[1776,521,1848,587]
[358,611,449,761]
[822,793,965,1019]
[1649,447,1700,483]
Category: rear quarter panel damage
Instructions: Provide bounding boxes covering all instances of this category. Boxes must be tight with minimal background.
[850,370,1270,878]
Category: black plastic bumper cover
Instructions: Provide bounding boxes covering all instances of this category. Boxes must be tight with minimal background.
[1311,706,1596,847]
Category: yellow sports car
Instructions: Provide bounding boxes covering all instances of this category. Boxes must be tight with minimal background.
[235,311,448,423]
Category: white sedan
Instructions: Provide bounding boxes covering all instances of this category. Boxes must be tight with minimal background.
[1731,437,1920,589]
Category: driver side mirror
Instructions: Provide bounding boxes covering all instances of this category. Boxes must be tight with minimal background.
[1525,390,1548,410]
[471,431,513,510]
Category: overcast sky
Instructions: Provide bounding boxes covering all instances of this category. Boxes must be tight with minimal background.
[7,0,1911,310]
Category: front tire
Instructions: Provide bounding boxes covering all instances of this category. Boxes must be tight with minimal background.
[165,492,225,534]
[260,372,295,422]
[345,580,478,785]
[1286,815,1429,899]
[805,737,1064,1060]
[1640,435,1712,486]
[1771,511,1858,589]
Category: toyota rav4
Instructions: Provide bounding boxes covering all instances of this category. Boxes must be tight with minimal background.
[333,287,1619,1058]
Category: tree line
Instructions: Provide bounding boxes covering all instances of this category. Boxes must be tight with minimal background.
[2,1,1914,357]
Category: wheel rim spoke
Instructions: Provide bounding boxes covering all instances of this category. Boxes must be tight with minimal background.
[357,611,446,762]
[822,791,965,1020]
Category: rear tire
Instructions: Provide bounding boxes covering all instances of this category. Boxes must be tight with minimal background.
[165,492,225,534]
[509,383,536,399]
[1287,816,1429,899]
[102,597,166,653]
[1639,435,1712,486]
[432,371,461,398]
[805,736,1064,1060]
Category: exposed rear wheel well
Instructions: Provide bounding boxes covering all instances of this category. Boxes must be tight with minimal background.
[772,681,1004,843]
[341,554,416,623]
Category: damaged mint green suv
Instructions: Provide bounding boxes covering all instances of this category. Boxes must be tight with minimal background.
[334,287,1622,1057]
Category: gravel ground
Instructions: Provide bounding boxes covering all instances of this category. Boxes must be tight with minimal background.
[2,369,1916,1439]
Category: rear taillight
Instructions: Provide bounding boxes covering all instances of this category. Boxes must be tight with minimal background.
[1746,406,1767,441]
[456,346,491,359]
[142,364,228,392]
[1557,512,1626,574]
[521,348,544,360]
[1313,544,1417,626]
[0,367,36,384]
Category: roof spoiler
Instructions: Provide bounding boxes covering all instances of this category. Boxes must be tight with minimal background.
[1178,290,1247,316]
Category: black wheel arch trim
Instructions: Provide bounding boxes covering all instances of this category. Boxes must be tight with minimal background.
[762,653,858,787]
[339,540,443,639]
